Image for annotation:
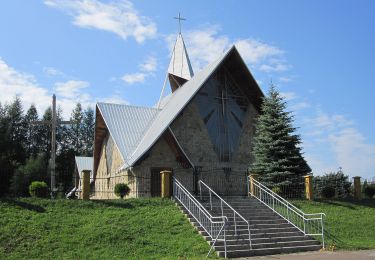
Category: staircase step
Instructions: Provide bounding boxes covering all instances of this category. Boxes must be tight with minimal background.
[217,244,322,258]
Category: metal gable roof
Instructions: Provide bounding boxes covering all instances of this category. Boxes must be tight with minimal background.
[75,156,94,179]
[97,103,160,166]
[123,46,236,169]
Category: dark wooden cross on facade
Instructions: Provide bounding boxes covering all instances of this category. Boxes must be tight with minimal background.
[32,94,73,198]
[174,12,186,34]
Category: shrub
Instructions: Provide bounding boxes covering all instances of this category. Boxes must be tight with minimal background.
[114,183,130,199]
[321,186,335,199]
[29,181,49,198]
[271,186,282,195]
[313,168,351,199]
[364,185,375,198]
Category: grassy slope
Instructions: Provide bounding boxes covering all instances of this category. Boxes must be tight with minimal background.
[292,199,375,250]
[0,198,212,260]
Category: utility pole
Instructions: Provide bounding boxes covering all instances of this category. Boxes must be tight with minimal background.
[32,94,73,198]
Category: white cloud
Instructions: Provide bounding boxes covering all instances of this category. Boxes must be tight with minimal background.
[99,95,130,105]
[44,0,156,43]
[0,57,131,119]
[139,56,157,72]
[302,110,375,178]
[43,66,63,76]
[290,102,311,111]
[0,57,51,114]
[121,56,157,85]
[279,76,294,83]
[280,91,298,101]
[166,26,288,73]
[121,72,146,84]
[329,128,375,178]
[55,80,90,99]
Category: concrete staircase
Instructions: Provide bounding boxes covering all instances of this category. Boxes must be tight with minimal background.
[177,196,321,258]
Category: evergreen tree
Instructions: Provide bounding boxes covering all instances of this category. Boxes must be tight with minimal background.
[69,103,84,154]
[39,106,53,157]
[249,86,311,197]
[24,104,42,158]
[82,107,94,156]
[6,97,27,164]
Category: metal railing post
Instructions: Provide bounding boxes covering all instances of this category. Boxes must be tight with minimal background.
[321,215,325,249]
[209,190,212,211]
[224,219,227,259]
[234,212,237,236]
[199,181,202,201]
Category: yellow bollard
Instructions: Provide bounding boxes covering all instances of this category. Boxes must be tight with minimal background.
[353,176,361,200]
[161,170,172,198]
[249,173,259,197]
[304,175,313,200]
[81,170,91,200]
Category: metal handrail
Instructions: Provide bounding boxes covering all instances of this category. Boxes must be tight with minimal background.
[172,177,228,258]
[199,180,252,250]
[248,176,325,248]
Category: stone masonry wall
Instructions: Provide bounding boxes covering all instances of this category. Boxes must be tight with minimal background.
[170,100,259,195]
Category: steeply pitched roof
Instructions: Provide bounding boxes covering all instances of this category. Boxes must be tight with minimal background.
[75,156,94,179]
[96,103,160,166]
[122,46,237,169]
[96,45,263,171]
[167,33,194,80]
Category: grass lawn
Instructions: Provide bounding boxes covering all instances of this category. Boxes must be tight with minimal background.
[292,198,375,250]
[0,198,213,260]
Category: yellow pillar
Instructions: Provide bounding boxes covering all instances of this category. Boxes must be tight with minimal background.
[81,170,91,200]
[161,170,172,198]
[353,176,361,200]
[304,175,313,200]
[249,173,259,197]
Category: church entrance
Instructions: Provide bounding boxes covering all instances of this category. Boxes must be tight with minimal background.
[150,168,172,197]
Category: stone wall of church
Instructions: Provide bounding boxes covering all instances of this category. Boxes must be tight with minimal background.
[91,134,131,200]
[132,136,193,197]
[170,101,259,195]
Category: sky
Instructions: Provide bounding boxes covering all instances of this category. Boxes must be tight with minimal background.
[0,0,374,179]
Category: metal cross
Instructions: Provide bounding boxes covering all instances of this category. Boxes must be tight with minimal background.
[31,94,73,198]
[174,12,186,34]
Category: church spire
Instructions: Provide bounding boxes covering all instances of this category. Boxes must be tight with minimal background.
[157,13,194,108]
[167,13,194,92]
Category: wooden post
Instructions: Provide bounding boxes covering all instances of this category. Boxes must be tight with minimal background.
[81,170,91,200]
[249,174,259,197]
[304,175,313,200]
[161,170,172,198]
[353,176,361,200]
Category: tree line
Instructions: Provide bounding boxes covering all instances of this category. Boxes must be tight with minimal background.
[0,97,94,197]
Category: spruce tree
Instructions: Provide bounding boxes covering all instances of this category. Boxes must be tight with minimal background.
[249,86,311,197]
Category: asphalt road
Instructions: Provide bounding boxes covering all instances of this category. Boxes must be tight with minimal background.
[238,250,375,260]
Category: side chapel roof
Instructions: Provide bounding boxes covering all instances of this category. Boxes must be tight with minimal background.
[75,156,94,180]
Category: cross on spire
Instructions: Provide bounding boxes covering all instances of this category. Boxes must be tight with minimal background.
[174,12,186,34]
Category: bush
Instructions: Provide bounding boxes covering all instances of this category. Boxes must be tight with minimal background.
[29,181,49,198]
[321,186,335,199]
[313,169,351,199]
[364,185,375,198]
[271,186,282,195]
[114,183,130,199]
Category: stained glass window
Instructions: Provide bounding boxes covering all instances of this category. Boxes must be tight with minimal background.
[194,67,250,161]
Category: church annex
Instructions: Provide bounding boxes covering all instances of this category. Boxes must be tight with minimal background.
[90,32,264,199]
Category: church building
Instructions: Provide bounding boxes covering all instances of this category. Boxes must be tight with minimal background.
[90,31,264,199]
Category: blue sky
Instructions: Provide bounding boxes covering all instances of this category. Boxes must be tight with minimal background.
[0,0,374,179]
